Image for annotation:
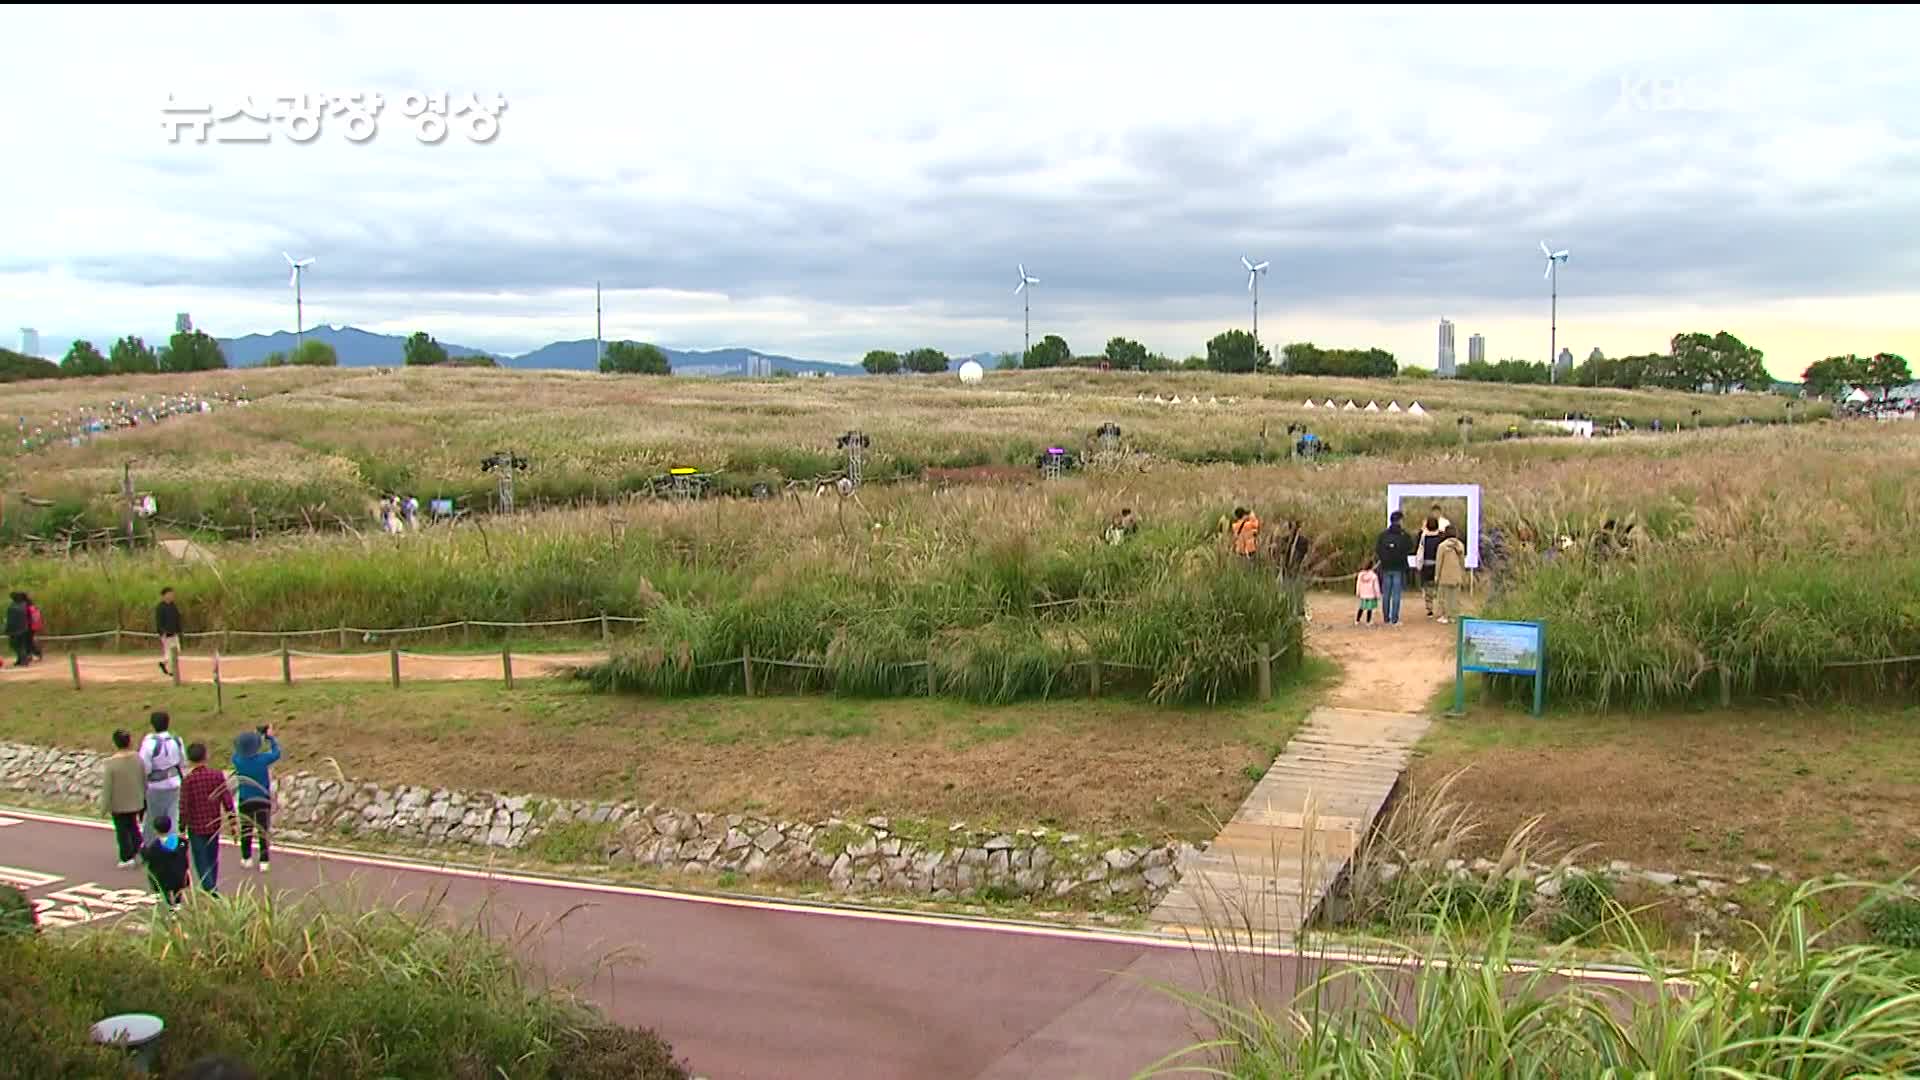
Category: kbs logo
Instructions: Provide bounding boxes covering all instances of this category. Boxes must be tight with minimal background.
[1615,74,1765,115]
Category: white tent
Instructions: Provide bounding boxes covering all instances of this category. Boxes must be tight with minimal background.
[1302,399,1316,409]
[1364,401,1380,412]
[1170,394,1182,404]
[1387,402,1402,413]
[1343,400,1359,410]
[1844,387,1871,404]
[1408,401,1428,416]
[1324,399,1340,409]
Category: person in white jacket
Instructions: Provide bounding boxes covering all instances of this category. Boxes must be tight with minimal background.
[138,710,187,834]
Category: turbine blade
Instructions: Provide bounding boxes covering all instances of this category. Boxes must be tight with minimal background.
[1544,263,1554,280]
[283,251,294,265]
[290,267,299,287]
[1254,261,1269,271]
[1028,277,1039,285]
[1553,250,1569,259]
[1242,256,1254,271]
[1540,240,1552,257]
[1018,264,1026,278]
[1015,281,1025,294]
[1247,272,1256,291]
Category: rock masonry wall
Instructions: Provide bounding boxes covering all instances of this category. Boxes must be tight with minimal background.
[0,741,1189,910]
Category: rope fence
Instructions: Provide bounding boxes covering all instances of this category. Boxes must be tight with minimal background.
[38,613,650,646]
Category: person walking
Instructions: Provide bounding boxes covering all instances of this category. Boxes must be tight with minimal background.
[101,729,147,868]
[4,591,29,668]
[23,593,43,662]
[179,741,234,895]
[1435,526,1470,623]
[1354,558,1381,627]
[1373,511,1417,626]
[139,711,187,835]
[139,815,191,908]
[231,725,281,872]
[156,587,183,676]
[403,494,419,531]
[1417,514,1446,619]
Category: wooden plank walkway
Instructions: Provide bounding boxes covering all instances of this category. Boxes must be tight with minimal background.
[1150,706,1433,940]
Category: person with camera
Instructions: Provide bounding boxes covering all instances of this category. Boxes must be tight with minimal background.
[231,724,282,872]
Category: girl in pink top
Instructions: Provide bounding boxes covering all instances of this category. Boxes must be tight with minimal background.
[1355,559,1381,626]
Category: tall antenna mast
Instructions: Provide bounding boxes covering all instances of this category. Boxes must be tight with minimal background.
[595,282,602,369]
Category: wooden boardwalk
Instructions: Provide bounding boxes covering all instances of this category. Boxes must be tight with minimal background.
[1150,706,1433,940]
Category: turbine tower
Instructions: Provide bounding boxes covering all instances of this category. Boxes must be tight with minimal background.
[284,252,316,352]
[595,281,602,369]
[1014,264,1040,361]
[1243,256,1270,349]
[1541,241,1569,383]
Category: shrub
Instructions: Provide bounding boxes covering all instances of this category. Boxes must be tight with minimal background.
[0,888,687,1079]
[1865,895,1920,950]
[0,885,35,938]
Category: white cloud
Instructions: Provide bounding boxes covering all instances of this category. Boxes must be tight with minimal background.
[1,5,1916,375]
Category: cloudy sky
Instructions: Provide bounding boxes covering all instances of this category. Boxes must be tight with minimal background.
[3,5,1917,376]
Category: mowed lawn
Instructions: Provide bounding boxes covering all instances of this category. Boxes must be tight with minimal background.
[0,667,1332,843]
[1410,703,1920,881]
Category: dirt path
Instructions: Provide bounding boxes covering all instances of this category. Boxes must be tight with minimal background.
[0,650,608,686]
[1305,590,1456,713]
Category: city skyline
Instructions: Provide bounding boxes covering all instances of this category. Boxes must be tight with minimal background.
[1437,318,1456,378]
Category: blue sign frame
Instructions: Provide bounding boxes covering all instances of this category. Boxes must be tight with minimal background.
[1455,617,1546,717]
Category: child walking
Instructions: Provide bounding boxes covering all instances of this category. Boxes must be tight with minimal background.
[1355,559,1381,626]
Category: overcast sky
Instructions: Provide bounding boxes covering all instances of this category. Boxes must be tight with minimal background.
[3,5,1917,376]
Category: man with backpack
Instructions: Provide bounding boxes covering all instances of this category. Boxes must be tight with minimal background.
[139,711,187,835]
[1373,511,1418,626]
[4,592,29,668]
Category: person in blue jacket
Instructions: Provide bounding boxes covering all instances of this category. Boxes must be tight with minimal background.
[231,725,282,872]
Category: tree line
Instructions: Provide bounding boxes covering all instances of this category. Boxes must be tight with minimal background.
[50,331,232,378]
[1800,353,1911,401]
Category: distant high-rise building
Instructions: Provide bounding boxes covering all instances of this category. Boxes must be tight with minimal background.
[745,354,773,378]
[18,328,39,357]
[1468,333,1485,365]
[1588,347,1604,363]
[175,313,193,334]
[1436,318,1456,377]
[1555,347,1575,380]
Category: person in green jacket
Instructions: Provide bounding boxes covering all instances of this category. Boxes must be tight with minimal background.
[101,729,147,868]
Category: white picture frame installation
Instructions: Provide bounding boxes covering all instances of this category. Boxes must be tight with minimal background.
[1386,483,1482,568]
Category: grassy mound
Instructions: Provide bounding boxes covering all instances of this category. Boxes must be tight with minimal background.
[0,887,687,1079]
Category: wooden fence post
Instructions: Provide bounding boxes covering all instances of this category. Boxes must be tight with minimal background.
[502,644,514,689]
[113,629,123,653]
[1089,658,1102,699]
[338,627,348,650]
[463,621,472,648]
[925,657,937,697]
[1717,665,1731,708]
[742,648,756,697]
[223,629,231,653]
[281,641,292,685]
[68,652,81,690]
[600,613,611,644]
[1257,640,1274,702]
[170,645,181,687]
[213,652,224,713]
[390,647,401,688]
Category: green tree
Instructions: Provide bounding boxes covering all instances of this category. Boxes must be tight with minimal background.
[109,335,158,375]
[1400,365,1433,381]
[262,351,289,368]
[1206,330,1268,373]
[1671,332,1766,393]
[1278,341,1394,378]
[1800,355,1866,400]
[60,340,109,377]
[0,347,61,382]
[1023,335,1071,369]
[1865,352,1912,400]
[903,347,950,374]
[403,331,450,367]
[600,340,671,375]
[161,330,226,372]
[291,339,338,367]
[1103,337,1149,369]
[994,352,1021,371]
[860,349,902,375]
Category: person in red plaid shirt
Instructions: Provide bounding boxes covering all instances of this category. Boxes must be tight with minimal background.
[179,741,234,896]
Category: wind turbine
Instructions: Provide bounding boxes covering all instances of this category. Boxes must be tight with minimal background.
[1014,264,1040,361]
[284,252,316,352]
[1541,241,1569,383]
[1242,256,1270,349]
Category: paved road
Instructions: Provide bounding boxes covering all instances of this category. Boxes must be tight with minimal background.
[1,808,1230,1078]
[2,808,1655,1078]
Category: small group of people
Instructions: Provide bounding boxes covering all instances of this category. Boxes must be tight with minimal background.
[1224,507,1315,576]
[1359,503,1469,626]
[1104,507,1140,545]
[4,591,46,668]
[377,493,420,534]
[100,710,283,906]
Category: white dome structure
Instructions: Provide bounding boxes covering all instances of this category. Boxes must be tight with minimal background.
[957,360,985,384]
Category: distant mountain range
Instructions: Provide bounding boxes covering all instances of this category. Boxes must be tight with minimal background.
[214,325,870,376]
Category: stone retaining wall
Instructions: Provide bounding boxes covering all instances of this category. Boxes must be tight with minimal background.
[0,741,1190,910]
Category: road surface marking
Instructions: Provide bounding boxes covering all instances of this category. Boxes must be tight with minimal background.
[0,815,22,826]
[0,865,65,889]
[0,805,1658,985]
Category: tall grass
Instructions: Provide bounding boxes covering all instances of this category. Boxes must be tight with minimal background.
[2,365,1817,539]
[0,885,687,1078]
